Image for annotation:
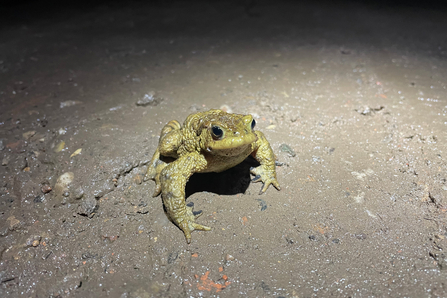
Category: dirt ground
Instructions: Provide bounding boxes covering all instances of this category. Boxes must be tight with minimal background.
[1,0,447,297]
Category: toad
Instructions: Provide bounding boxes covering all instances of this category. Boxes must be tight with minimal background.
[146,109,280,243]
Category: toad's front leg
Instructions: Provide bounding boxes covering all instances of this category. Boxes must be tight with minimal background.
[251,131,281,194]
[160,153,210,243]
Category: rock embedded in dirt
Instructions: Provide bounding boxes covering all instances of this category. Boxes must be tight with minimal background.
[308,235,317,241]
[71,186,84,200]
[22,130,36,139]
[355,233,367,240]
[7,216,21,230]
[0,138,5,150]
[355,105,384,116]
[256,198,267,211]
[34,195,45,203]
[26,235,41,247]
[59,100,82,108]
[53,140,65,153]
[77,196,98,217]
[279,143,296,157]
[1,156,9,166]
[133,173,143,184]
[41,184,52,194]
[53,172,74,199]
[136,91,163,106]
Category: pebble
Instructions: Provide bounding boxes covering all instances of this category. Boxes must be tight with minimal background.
[355,233,367,240]
[53,141,65,153]
[134,174,143,185]
[77,196,98,217]
[60,100,82,108]
[54,172,74,198]
[41,185,52,193]
[219,104,232,113]
[70,148,82,158]
[256,199,267,211]
[34,195,45,203]
[0,138,5,150]
[136,91,163,106]
[225,254,235,261]
[26,235,41,247]
[7,216,21,230]
[279,144,296,157]
[22,131,36,139]
[72,186,84,200]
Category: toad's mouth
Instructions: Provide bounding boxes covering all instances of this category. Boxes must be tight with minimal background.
[206,133,257,153]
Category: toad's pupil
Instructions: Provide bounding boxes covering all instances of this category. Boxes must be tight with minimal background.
[212,126,223,138]
[251,119,256,130]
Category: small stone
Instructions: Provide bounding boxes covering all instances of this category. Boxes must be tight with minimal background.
[219,104,232,113]
[355,233,367,240]
[34,195,45,203]
[53,140,65,153]
[70,148,82,158]
[77,196,98,217]
[26,235,41,247]
[136,91,163,107]
[60,100,82,108]
[356,106,371,116]
[54,172,74,199]
[7,216,21,230]
[22,131,36,139]
[72,187,84,200]
[134,174,143,185]
[225,254,235,261]
[279,144,296,157]
[2,156,9,166]
[41,185,52,193]
[102,235,119,242]
[0,138,5,151]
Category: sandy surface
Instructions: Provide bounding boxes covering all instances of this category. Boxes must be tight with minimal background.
[1,0,447,297]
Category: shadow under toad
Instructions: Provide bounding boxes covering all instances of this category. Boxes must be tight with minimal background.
[185,156,259,199]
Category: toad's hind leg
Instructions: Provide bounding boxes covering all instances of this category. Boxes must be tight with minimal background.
[160,152,210,244]
[145,120,182,196]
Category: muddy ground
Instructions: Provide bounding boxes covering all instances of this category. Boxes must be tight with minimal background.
[1,0,447,297]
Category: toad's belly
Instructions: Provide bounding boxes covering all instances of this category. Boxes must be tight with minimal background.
[200,150,252,173]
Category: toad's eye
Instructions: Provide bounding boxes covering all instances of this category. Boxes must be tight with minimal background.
[211,126,224,140]
[251,119,256,130]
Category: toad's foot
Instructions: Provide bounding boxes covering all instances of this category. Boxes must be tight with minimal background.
[174,205,211,244]
[144,147,167,197]
[146,160,167,197]
[250,165,281,194]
